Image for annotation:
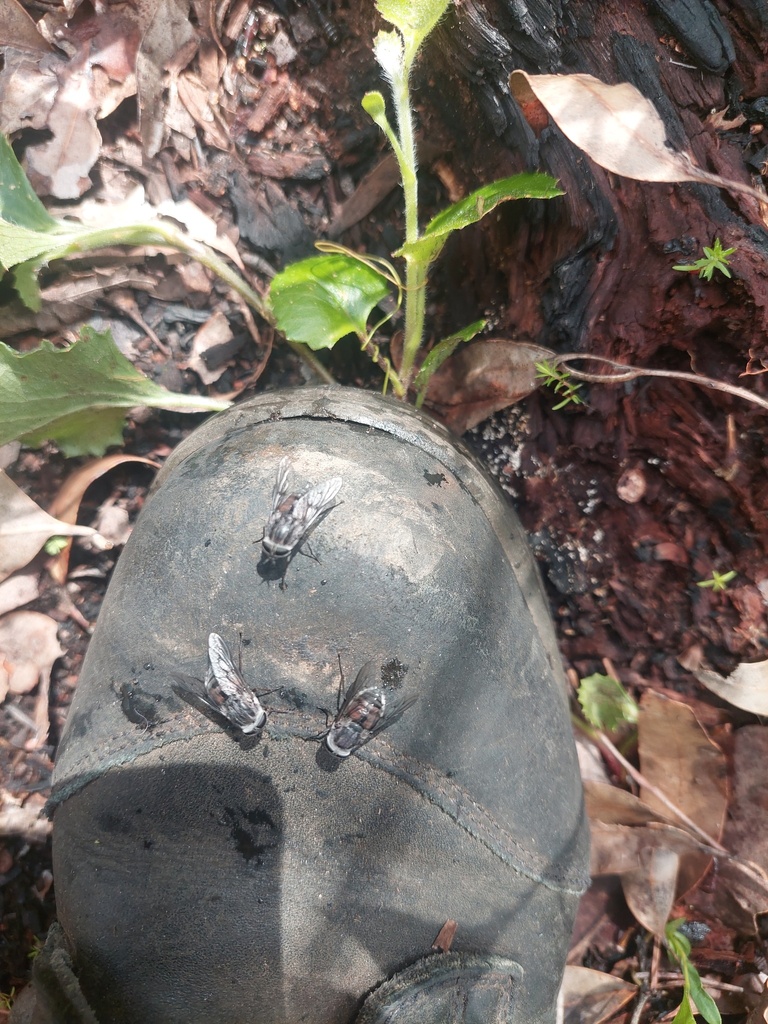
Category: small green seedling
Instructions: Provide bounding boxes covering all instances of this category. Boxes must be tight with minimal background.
[577,672,638,732]
[696,570,737,592]
[0,987,15,1011]
[665,919,721,1024]
[267,0,563,401]
[673,238,736,281]
[535,360,583,410]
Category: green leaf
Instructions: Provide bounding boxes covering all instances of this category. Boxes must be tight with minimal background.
[0,220,77,272]
[0,134,59,233]
[670,997,696,1024]
[12,260,42,311]
[414,319,485,405]
[268,254,391,350]
[665,919,722,1024]
[397,173,563,265]
[0,327,231,457]
[375,0,451,44]
[577,673,639,731]
[688,969,721,1024]
[425,173,563,237]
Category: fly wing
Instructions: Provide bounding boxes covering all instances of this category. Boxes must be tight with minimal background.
[270,457,293,513]
[206,633,267,732]
[171,673,222,719]
[295,475,342,533]
[207,632,248,702]
[372,691,418,736]
[338,661,380,714]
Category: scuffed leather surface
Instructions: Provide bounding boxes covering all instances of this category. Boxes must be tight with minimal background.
[51,388,589,1024]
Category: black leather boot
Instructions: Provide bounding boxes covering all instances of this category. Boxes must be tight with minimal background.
[36,387,589,1024]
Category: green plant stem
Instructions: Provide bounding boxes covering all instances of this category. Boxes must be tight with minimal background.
[62,222,337,386]
[390,46,426,391]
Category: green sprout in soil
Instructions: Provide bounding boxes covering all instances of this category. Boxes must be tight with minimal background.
[673,238,736,281]
[535,360,584,410]
[267,0,563,402]
[665,919,721,1024]
[696,569,737,592]
[577,672,638,732]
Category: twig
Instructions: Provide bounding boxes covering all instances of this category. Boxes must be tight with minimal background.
[556,353,768,413]
[594,731,768,894]
[596,732,727,851]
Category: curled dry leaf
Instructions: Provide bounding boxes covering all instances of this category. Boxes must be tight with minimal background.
[559,965,637,1024]
[622,845,680,938]
[0,0,53,53]
[638,690,728,895]
[47,454,159,585]
[184,310,240,385]
[697,659,768,715]
[0,470,96,584]
[509,71,768,213]
[425,338,554,434]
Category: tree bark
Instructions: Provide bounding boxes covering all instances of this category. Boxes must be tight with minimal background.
[420,0,768,672]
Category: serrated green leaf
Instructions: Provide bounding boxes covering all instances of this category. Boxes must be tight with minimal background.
[0,327,230,457]
[268,254,391,350]
[0,134,59,232]
[577,673,638,731]
[396,174,563,265]
[0,221,76,272]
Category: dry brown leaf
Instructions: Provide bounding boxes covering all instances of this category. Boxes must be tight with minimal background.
[559,965,637,1024]
[0,52,57,135]
[137,0,198,157]
[705,108,748,132]
[0,571,40,617]
[0,470,96,583]
[509,71,768,213]
[24,54,102,199]
[716,726,768,927]
[697,660,768,715]
[0,790,51,842]
[184,311,238,385]
[585,779,677,827]
[0,611,63,749]
[638,690,728,895]
[47,454,159,584]
[425,338,554,434]
[176,71,230,151]
[155,197,245,270]
[0,0,53,52]
[622,845,680,937]
[745,978,768,1024]
[590,820,701,878]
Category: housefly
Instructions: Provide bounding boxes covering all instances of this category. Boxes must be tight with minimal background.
[172,633,267,735]
[259,456,342,564]
[324,660,416,758]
